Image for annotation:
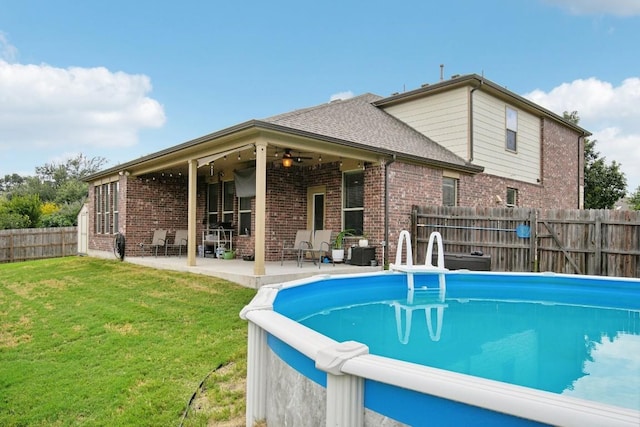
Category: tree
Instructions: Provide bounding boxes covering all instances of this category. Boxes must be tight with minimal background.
[564,111,627,209]
[0,194,42,229]
[0,173,26,193]
[0,153,108,228]
[629,186,640,210]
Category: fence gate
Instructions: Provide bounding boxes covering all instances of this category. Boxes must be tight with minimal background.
[77,204,89,255]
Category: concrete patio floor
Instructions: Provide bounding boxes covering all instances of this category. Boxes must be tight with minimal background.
[99,251,382,288]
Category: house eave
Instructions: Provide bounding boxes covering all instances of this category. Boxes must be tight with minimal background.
[373,74,592,137]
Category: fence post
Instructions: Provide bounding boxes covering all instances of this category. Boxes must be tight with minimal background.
[411,208,418,265]
[61,228,65,257]
[9,232,14,263]
[594,214,602,276]
[529,209,537,272]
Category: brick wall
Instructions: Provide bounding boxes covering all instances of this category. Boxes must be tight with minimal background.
[540,117,582,208]
[264,163,307,261]
[385,161,443,262]
[124,174,190,256]
[459,118,582,209]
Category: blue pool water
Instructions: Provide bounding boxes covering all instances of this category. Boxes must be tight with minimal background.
[273,272,640,412]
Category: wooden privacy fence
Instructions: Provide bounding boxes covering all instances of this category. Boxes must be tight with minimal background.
[0,227,78,263]
[411,206,640,278]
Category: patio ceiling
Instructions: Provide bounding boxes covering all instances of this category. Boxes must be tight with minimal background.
[128,143,367,180]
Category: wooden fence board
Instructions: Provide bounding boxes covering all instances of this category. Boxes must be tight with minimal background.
[0,227,78,263]
[412,206,640,278]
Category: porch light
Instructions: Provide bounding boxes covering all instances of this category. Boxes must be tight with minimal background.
[282,151,293,167]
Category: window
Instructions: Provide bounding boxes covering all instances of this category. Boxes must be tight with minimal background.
[442,177,458,207]
[104,184,111,234]
[94,182,119,234]
[343,170,364,235]
[506,187,518,207]
[95,185,102,234]
[506,106,518,152]
[112,182,119,233]
[207,183,219,226]
[238,196,252,235]
[222,181,235,224]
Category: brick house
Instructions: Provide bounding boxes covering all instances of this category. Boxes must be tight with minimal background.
[85,74,589,275]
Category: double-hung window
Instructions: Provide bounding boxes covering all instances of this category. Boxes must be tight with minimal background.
[506,187,518,207]
[207,183,219,226]
[506,106,518,152]
[343,170,364,235]
[238,196,252,235]
[104,184,111,234]
[442,177,458,207]
[222,181,235,224]
[95,185,102,234]
[112,182,119,233]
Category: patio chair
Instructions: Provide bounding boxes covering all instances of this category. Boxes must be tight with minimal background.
[166,229,188,257]
[300,229,333,269]
[281,229,312,266]
[140,229,167,257]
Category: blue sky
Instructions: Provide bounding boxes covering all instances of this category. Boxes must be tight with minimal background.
[1,0,639,193]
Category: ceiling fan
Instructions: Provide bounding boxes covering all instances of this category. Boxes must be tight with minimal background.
[281,148,313,167]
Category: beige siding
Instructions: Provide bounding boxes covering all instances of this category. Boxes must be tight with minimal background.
[473,91,540,184]
[383,87,469,159]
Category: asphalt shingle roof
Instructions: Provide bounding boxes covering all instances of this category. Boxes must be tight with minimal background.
[263,93,474,169]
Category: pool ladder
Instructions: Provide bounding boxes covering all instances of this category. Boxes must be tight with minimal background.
[390,230,448,342]
[390,230,447,295]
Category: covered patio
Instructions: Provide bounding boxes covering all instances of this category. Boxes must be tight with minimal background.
[109,254,382,288]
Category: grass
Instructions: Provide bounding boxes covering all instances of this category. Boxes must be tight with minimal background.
[0,257,256,426]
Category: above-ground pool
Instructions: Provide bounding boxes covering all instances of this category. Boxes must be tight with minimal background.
[241,270,640,426]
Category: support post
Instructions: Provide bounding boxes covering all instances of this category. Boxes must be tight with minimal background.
[316,341,369,427]
[254,140,267,275]
[240,287,278,426]
[187,159,198,266]
[245,321,268,424]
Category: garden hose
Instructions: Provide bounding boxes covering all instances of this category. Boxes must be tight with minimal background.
[178,362,226,427]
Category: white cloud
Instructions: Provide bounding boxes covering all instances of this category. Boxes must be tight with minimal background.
[329,91,354,102]
[0,60,166,156]
[524,76,640,193]
[563,334,640,410]
[0,32,17,62]
[542,0,640,16]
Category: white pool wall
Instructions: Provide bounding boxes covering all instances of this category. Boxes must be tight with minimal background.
[240,271,640,427]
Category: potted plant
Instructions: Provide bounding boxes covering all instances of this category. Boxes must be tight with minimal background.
[358,232,369,248]
[332,229,354,263]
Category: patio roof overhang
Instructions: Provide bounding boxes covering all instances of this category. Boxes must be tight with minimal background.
[85,120,483,182]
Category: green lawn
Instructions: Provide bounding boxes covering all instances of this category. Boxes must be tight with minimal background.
[0,257,256,426]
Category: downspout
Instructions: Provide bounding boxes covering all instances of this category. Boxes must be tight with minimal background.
[469,78,484,162]
[384,154,397,266]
